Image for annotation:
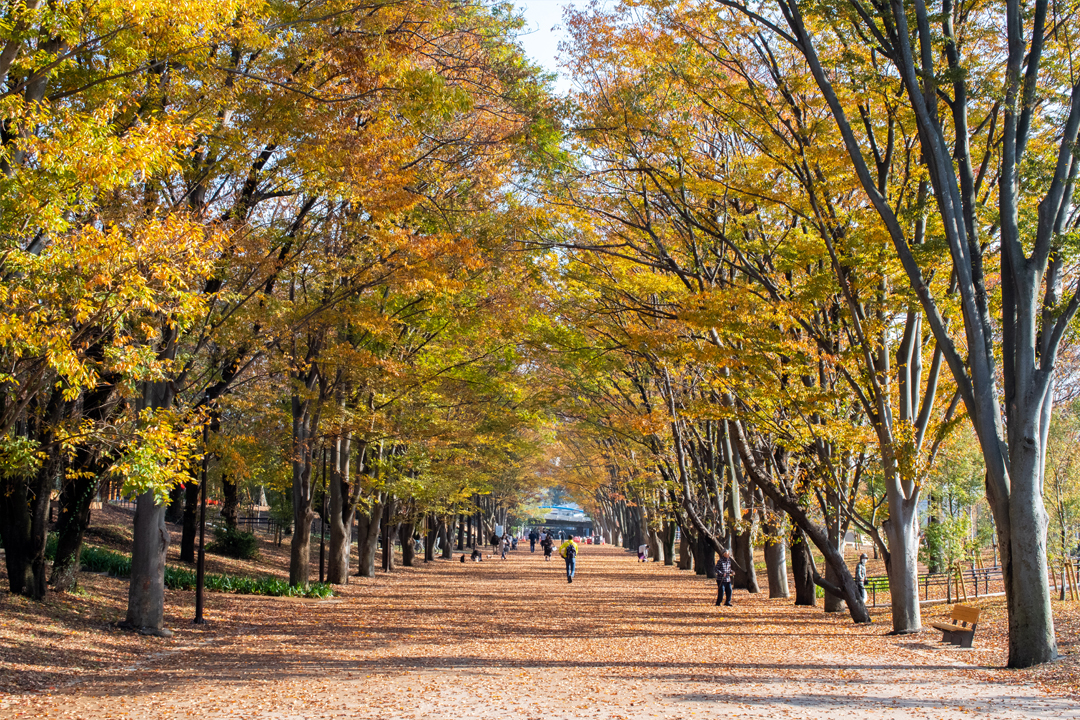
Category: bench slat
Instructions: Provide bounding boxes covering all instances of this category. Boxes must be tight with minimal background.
[949,604,981,624]
[930,622,968,633]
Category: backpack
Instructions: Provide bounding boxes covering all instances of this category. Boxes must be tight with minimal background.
[564,543,577,559]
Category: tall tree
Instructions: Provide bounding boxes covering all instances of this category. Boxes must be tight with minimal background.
[712,0,1080,666]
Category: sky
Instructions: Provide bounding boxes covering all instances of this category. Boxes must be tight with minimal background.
[514,0,577,93]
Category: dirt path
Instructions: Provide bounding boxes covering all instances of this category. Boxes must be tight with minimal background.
[2,545,1078,719]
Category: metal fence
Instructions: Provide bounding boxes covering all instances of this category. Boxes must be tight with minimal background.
[865,564,1006,607]
[105,500,348,540]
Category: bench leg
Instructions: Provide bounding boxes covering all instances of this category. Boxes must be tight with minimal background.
[940,630,954,645]
[958,631,974,649]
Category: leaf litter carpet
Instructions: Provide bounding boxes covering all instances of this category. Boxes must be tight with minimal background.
[3,545,1079,719]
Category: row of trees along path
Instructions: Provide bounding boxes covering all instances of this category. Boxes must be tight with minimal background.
[1,0,1078,677]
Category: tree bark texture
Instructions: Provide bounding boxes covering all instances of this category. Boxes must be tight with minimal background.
[823,523,846,614]
[677,526,693,570]
[791,527,816,607]
[327,431,354,584]
[662,521,676,566]
[884,498,922,633]
[125,490,169,634]
[288,368,322,586]
[400,521,416,567]
[180,478,199,563]
[0,386,65,599]
[50,470,101,593]
[735,526,758,592]
[440,518,452,559]
[221,471,239,530]
[355,498,382,578]
[764,533,789,599]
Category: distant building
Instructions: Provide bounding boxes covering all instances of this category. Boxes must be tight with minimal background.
[536,506,592,537]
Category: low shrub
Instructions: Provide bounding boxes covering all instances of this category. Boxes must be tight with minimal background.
[41,533,330,598]
[75,544,330,598]
[206,526,260,560]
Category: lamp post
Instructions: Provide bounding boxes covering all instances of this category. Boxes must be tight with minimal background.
[319,445,327,583]
[382,499,392,572]
[194,423,210,625]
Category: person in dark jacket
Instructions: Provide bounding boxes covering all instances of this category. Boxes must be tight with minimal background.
[529,528,540,552]
[714,549,743,606]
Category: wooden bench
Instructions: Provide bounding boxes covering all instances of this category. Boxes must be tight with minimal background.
[930,604,981,648]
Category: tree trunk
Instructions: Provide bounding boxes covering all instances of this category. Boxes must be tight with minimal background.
[731,419,869,622]
[440,518,452,559]
[791,527,816,607]
[994,473,1057,667]
[126,353,176,634]
[401,521,416,567]
[424,514,437,562]
[456,513,464,550]
[165,485,185,525]
[647,525,663,563]
[763,524,789,599]
[735,525,758,592]
[180,477,199,562]
[327,432,354,584]
[0,388,64,599]
[677,527,693,570]
[0,431,56,601]
[288,376,321,586]
[52,377,117,593]
[883,497,921,633]
[691,535,706,575]
[51,468,102,593]
[0,470,50,599]
[823,521,846,613]
[662,521,676,566]
[355,498,382,578]
[289,509,314,586]
[382,497,398,572]
[221,471,239,530]
[125,490,170,635]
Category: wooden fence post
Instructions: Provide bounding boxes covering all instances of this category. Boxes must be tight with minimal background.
[954,563,968,602]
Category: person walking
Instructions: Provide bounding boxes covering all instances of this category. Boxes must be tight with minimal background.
[855,553,868,603]
[714,549,743,606]
[559,534,579,583]
[529,528,539,553]
[500,534,510,560]
[542,532,554,561]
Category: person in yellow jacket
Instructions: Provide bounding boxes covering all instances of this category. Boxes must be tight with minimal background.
[559,535,578,583]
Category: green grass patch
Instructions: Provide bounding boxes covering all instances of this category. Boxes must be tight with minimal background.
[46,535,331,598]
